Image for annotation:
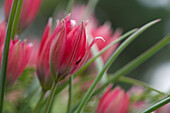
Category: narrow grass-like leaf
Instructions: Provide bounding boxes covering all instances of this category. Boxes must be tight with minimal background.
[142,96,170,113]
[93,35,170,96]
[0,0,21,112]
[87,32,107,84]
[67,77,73,113]
[11,0,22,39]
[75,19,160,113]
[118,76,166,95]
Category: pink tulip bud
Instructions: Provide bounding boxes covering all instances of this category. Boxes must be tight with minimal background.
[89,22,122,62]
[70,5,122,62]
[27,38,40,67]
[0,22,7,47]
[37,14,104,91]
[36,18,53,91]
[3,0,42,32]
[96,86,130,113]
[0,38,33,86]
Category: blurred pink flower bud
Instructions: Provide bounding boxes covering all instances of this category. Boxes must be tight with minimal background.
[27,38,40,67]
[128,86,148,112]
[0,22,7,47]
[37,14,103,91]
[96,86,130,113]
[70,5,122,62]
[3,0,42,32]
[89,22,122,62]
[0,38,33,86]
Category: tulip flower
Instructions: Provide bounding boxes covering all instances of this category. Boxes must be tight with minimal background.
[96,86,129,113]
[37,14,103,91]
[0,38,33,86]
[90,23,121,62]
[36,18,53,91]
[27,38,39,67]
[0,22,6,47]
[70,5,122,62]
[3,0,42,32]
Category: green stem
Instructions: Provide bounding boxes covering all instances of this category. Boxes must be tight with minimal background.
[11,0,22,39]
[142,96,170,113]
[33,91,45,113]
[44,81,58,113]
[67,76,73,113]
[66,0,74,13]
[75,19,160,113]
[82,0,99,19]
[87,32,107,84]
[0,0,20,112]
[93,35,170,96]
[118,76,166,95]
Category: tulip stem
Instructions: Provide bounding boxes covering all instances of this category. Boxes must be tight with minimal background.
[0,0,21,112]
[118,76,166,95]
[33,90,45,113]
[11,0,22,39]
[142,96,170,113]
[44,81,58,113]
[67,76,73,113]
[66,0,74,13]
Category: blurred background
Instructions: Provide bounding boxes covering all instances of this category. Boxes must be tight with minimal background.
[0,0,170,91]
[0,0,170,112]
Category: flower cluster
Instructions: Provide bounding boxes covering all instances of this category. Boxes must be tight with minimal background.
[0,1,168,113]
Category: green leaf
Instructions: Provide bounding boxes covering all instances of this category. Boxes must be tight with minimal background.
[118,76,166,95]
[93,35,170,96]
[0,0,22,112]
[142,96,170,113]
[75,19,161,113]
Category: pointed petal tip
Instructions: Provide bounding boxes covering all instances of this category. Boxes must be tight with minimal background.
[48,17,53,26]
[95,36,105,42]
[156,19,161,22]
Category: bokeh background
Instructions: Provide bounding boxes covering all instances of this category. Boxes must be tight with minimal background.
[0,0,170,99]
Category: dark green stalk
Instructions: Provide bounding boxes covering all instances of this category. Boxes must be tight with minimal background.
[44,81,58,113]
[11,0,22,39]
[33,91,45,113]
[118,76,166,95]
[66,0,74,13]
[67,77,73,113]
[142,96,170,113]
[0,0,21,112]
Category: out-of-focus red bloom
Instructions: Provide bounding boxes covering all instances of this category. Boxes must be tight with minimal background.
[96,86,129,113]
[70,5,121,62]
[37,14,103,91]
[128,86,148,112]
[3,0,42,32]
[0,22,6,47]
[27,38,39,67]
[89,22,121,62]
[154,103,170,113]
[0,38,32,86]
